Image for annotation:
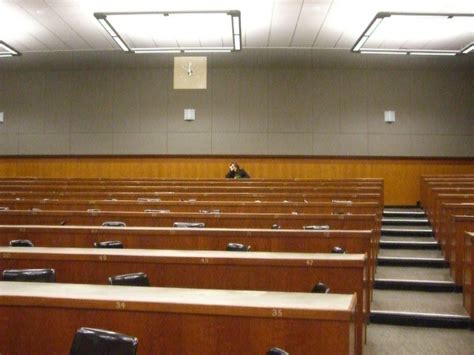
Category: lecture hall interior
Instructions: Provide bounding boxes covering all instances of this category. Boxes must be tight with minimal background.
[0,0,473,354]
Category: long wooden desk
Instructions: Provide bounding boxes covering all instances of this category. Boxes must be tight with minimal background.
[0,198,382,217]
[0,177,383,186]
[0,225,376,281]
[0,210,378,231]
[0,183,382,194]
[0,247,368,354]
[464,232,474,328]
[0,191,383,204]
[0,282,357,354]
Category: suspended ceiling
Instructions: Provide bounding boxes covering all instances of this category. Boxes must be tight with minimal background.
[0,0,473,70]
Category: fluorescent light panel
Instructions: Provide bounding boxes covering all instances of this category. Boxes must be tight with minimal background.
[352,12,474,56]
[185,49,232,53]
[0,41,21,57]
[360,50,407,55]
[98,18,118,37]
[113,36,130,52]
[135,49,181,54]
[461,43,474,54]
[94,11,241,54]
[409,51,457,56]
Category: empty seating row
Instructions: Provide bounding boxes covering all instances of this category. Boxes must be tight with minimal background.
[0,282,357,354]
[0,247,368,354]
[0,198,382,216]
[0,190,383,204]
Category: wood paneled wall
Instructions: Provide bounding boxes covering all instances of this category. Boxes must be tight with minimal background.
[0,156,473,205]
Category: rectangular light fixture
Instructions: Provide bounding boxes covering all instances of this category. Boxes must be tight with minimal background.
[135,49,182,54]
[95,14,130,52]
[360,50,407,55]
[94,10,242,54]
[461,43,474,54]
[352,12,474,56]
[184,49,232,53]
[0,41,21,57]
[409,51,457,56]
[353,36,369,52]
[98,18,118,37]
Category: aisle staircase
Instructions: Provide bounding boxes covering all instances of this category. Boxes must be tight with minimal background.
[370,207,470,328]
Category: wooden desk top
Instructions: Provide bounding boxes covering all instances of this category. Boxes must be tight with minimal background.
[0,209,377,219]
[0,282,356,320]
[0,247,366,267]
[443,203,474,207]
[453,215,474,221]
[0,225,374,238]
[0,198,380,207]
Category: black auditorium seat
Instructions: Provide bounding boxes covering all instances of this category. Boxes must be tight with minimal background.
[70,327,138,355]
[303,225,330,230]
[331,246,346,254]
[102,221,127,227]
[108,272,150,287]
[226,243,251,251]
[267,347,290,355]
[2,268,56,283]
[9,239,34,247]
[173,222,205,228]
[94,240,123,249]
[311,282,330,294]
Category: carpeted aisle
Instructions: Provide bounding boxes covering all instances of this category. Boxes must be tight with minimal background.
[365,324,474,355]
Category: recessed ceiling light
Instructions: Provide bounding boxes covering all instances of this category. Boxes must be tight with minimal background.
[94,10,242,54]
[0,41,21,58]
[352,12,474,56]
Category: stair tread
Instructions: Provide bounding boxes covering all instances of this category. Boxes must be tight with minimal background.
[381,236,436,243]
[375,266,453,282]
[379,249,443,259]
[383,217,429,222]
[382,225,433,231]
[383,208,425,213]
[383,208,426,217]
[371,290,468,316]
[364,324,473,355]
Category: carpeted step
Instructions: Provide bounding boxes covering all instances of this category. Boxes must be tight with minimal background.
[380,239,440,250]
[378,249,443,259]
[377,256,447,267]
[370,290,469,328]
[375,266,453,282]
[370,311,470,329]
[383,208,426,218]
[382,225,433,237]
[381,236,436,243]
[374,279,461,292]
[382,217,430,226]
[365,324,474,354]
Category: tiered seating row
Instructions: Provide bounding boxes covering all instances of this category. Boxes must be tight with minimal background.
[0,282,357,354]
[0,178,384,354]
[420,175,474,328]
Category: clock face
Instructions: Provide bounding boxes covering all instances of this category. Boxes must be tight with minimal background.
[174,56,207,90]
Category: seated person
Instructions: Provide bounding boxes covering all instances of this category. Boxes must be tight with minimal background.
[225,162,250,179]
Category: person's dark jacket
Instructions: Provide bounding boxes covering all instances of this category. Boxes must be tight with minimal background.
[225,168,250,179]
